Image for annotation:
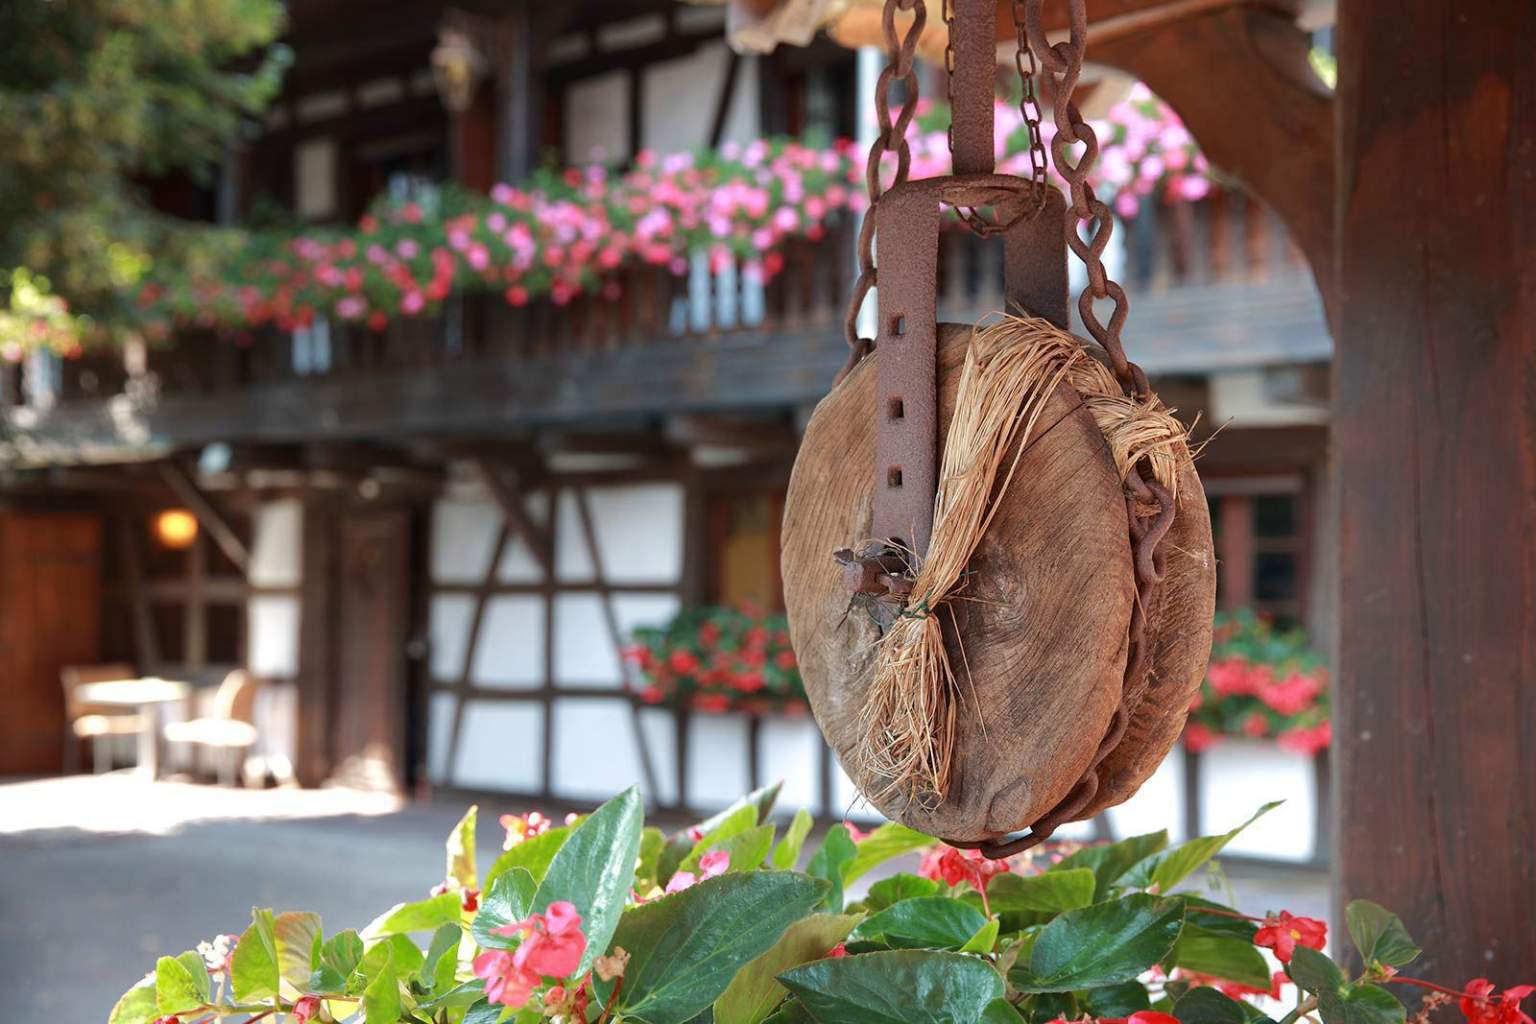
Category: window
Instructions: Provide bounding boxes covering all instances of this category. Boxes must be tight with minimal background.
[1207,484,1307,628]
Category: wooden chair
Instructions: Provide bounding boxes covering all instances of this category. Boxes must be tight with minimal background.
[163,670,262,786]
[61,663,144,774]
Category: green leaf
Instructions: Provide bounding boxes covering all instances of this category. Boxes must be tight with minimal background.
[961,918,1001,954]
[273,911,323,990]
[779,949,1005,1024]
[982,998,1029,1024]
[534,785,645,976]
[230,908,279,1003]
[310,930,365,994]
[1318,984,1406,1024]
[364,892,462,938]
[1345,900,1421,969]
[363,966,402,1024]
[714,913,860,1024]
[764,997,815,1024]
[1142,804,1280,894]
[716,824,777,872]
[849,897,989,951]
[1174,987,1252,1024]
[984,869,1096,914]
[473,867,538,951]
[639,827,668,888]
[447,805,479,891]
[1184,898,1259,941]
[1167,926,1274,990]
[806,825,857,912]
[773,810,815,870]
[680,805,759,875]
[155,955,207,1016]
[109,974,159,1024]
[1082,981,1152,1018]
[485,826,572,889]
[1052,831,1169,900]
[1288,946,1346,998]
[463,1000,503,1024]
[601,871,829,1024]
[842,823,935,884]
[1011,894,1185,992]
[419,923,462,994]
[863,874,940,911]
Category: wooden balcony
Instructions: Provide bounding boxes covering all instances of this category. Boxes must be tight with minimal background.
[0,191,1327,464]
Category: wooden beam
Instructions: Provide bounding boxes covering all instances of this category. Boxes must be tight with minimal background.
[469,456,554,577]
[1088,4,1338,327]
[158,462,251,574]
[1333,0,1536,986]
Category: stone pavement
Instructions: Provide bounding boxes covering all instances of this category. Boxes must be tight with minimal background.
[0,775,1329,1023]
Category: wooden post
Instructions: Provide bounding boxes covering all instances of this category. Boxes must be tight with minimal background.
[1334,0,1536,984]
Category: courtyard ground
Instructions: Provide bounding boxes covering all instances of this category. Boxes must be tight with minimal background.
[0,774,1329,1022]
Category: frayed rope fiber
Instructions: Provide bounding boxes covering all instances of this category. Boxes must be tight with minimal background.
[853,313,1189,808]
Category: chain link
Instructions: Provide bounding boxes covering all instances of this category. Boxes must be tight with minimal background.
[836,0,925,385]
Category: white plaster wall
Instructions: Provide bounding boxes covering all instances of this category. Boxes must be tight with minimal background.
[756,716,822,815]
[294,137,338,220]
[428,594,476,681]
[1105,752,1187,843]
[455,701,544,793]
[637,707,679,806]
[249,499,302,588]
[685,713,752,810]
[470,596,545,689]
[427,690,457,784]
[1210,369,1330,427]
[550,699,652,802]
[553,591,680,688]
[247,595,300,679]
[1199,739,1316,860]
[555,484,684,584]
[565,71,628,163]
[431,499,503,583]
[641,43,760,155]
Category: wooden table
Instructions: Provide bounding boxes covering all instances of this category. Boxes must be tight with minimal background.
[73,677,192,778]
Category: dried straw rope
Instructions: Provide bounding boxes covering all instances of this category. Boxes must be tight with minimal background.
[854,313,1189,807]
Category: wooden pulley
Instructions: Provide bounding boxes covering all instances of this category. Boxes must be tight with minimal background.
[779,0,1215,849]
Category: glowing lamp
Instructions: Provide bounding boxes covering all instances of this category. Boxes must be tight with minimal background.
[153,509,199,550]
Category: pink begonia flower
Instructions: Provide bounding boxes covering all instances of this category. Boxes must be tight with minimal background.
[500,811,552,850]
[475,901,588,1008]
[196,933,239,975]
[291,995,322,1023]
[664,849,731,894]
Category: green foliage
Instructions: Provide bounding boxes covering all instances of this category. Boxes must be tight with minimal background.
[779,950,1005,1024]
[115,786,1440,1024]
[0,0,290,344]
[598,872,829,1024]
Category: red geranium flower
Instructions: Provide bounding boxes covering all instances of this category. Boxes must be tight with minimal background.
[1461,979,1536,1024]
[1253,910,1326,963]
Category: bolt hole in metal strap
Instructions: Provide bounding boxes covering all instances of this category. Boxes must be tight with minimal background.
[872,177,1068,560]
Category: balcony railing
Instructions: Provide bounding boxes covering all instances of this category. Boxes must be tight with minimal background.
[2,190,1308,424]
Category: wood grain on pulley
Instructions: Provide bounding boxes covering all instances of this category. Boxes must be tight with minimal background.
[782,322,1216,842]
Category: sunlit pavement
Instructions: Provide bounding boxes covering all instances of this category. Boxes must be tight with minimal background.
[1,774,1328,1022]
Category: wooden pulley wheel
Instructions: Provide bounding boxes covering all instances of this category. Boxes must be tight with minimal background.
[783,320,1215,842]
[781,0,1215,849]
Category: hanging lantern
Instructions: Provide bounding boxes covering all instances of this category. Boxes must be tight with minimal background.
[781,0,1215,854]
[430,24,486,115]
[152,508,199,550]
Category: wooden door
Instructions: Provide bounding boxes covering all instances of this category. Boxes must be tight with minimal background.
[328,508,411,791]
[0,513,102,774]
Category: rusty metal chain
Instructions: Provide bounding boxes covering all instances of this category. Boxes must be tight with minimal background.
[1011,0,1050,199]
[836,0,925,385]
[949,0,1176,860]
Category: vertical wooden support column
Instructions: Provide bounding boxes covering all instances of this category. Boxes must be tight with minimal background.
[1334,0,1536,983]
[295,498,338,787]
